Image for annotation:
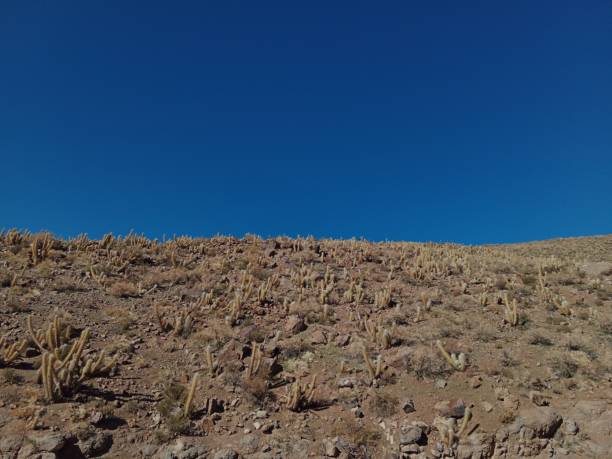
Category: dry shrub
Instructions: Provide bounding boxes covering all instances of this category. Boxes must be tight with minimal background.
[527,333,553,346]
[367,391,398,418]
[108,281,139,298]
[406,347,451,380]
[53,278,84,292]
[549,357,578,378]
[241,375,275,409]
[0,269,11,287]
[157,382,190,434]
[331,417,380,457]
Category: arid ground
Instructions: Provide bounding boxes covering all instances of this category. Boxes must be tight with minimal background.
[1,231,611,459]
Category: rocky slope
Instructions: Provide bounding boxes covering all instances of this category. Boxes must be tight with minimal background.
[1,231,611,458]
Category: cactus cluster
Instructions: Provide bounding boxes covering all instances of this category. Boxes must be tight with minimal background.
[502,293,519,326]
[436,340,466,372]
[27,316,74,353]
[285,375,317,411]
[0,335,27,366]
[155,304,193,336]
[361,344,383,381]
[38,329,117,401]
[30,233,53,265]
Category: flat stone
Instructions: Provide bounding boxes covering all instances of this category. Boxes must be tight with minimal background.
[434,379,447,389]
[564,419,579,435]
[399,425,424,445]
[434,399,465,418]
[142,444,158,457]
[310,329,327,345]
[212,449,239,459]
[580,261,612,277]
[456,433,495,459]
[30,433,68,452]
[402,399,416,414]
[178,446,209,459]
[517,407,563,439]
[0,435,23,453]
[337,378,354,389]
[284,316,306,335]
[323,438,339,457]
[239,433,259,454]
[334,335,350,346]
[79,431,113,457]
[529,390,549,406]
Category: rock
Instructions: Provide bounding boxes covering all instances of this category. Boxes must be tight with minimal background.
[501,395,519,412]
[434,379,447,389]
[481,401,493,413]
[142,444,158,457]
[323,438,339,457]
[517,407,563,439]
[258,357,283,379]
[494,387,509,401]
[564,419,578,435]
[240,434,259,454]
[399,425,425,445]
[351,406,364,418]
[205,397,225,414]
[495,387,519,411]
[434,399,465,418]
[400,444,420,455]
[89,411,104,425]
[178,446,209,459]
[30,433,69,452]
[0,435,23,453]
[284,316,306,335]
[572,399,608,417]
[387,348,411,371]
[265,242,278,257]
[156,446,179,459]
[16,443,38,459]
[580,261,612,277]
[310,329,327,345]
[212,449,239,459]
[79,431,113,457]
[529,390,549,406]
[19,452,55,459]
[337,378,354,389]
[402,399,416,414]
[218,339,249,366]
[567,400,612,456]
[456,432,494,459]
[238,325,260,343]
[469,376,482,389]
[334,334,350,346]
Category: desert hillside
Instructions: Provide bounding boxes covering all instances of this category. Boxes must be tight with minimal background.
[1,231,611,459]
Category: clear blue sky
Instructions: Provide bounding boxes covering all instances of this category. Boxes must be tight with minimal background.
[1,1,610,244]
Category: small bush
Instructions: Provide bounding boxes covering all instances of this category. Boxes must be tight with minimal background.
[407,349,451,380]
[367,392,398,418]
[550,357,578,378]
[528,333,553,346]
[108,281,140,298]
[3,368,24,384]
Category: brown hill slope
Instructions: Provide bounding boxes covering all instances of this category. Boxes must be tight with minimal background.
[1,231,611,458]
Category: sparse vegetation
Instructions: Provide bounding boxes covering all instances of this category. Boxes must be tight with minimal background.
[0,230,610,457]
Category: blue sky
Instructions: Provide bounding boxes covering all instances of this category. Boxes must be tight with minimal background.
[1,1,611,244]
